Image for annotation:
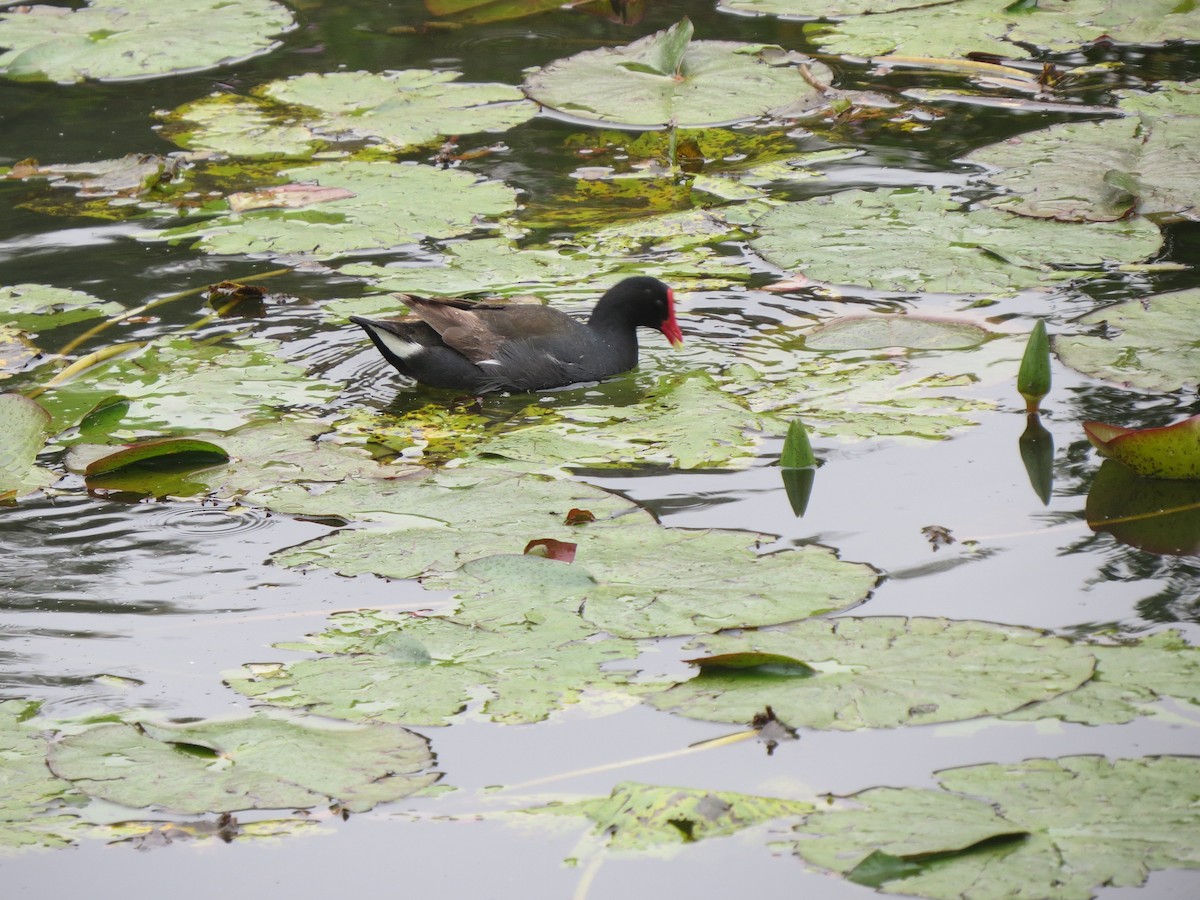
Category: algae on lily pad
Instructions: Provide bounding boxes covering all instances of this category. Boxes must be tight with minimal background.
[808,0,1200,60]
[649,617,1095,730]
[750,187,1163,294]
[0,0,295,83]
[0,700,88,850]
[524,18,833,128]
[1055,289,1200,393]
[36,336,341,437]
[967,83,1200,223]
[47,711,438,815]
[524,781,812,850]
[793,756,1200,899]
[225,606,639,726]
[0,284,124,334]
[149,161,518,260]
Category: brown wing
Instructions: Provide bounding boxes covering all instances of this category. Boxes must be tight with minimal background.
[404,295,584,365]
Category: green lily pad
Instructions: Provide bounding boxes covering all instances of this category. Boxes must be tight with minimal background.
[80,437,230,477]
[36,336,341,437]
[804,316,989,351]
[1005,631,1200,725]
[225,605,638,726]
[793,756,1200,899]
[0,283,124,333]
[159,94,320,158]
[0,0,295,83]
[1055,289,1200,393]
[0,393,52,498]
[0,327,40,378]
[0,700,88,850]
[649,617,1096,730]
[149,161,518,260]
[523,19,833,128]
[967,83,1200,223]
[523,781,813,850]
[1083,415,1200,481]
[719,0,935,16]
[807,0,1200,60]
[750,188,1163,294]
[46,711,437,815]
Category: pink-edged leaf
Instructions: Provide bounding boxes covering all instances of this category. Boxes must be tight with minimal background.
[523,538,577,562]
[1085,415,1200,480]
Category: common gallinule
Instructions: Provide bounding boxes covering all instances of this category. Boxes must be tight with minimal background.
[350,276,682,393]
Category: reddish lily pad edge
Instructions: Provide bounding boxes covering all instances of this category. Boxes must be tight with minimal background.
[1084,415,1200,481]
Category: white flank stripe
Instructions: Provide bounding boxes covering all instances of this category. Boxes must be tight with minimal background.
[377,330,424,360]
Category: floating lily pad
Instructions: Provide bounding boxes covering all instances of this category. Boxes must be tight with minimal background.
[808,0,1200,60]
[149,161,518,260]
[226,606,638,726]
[1005,631,1200,725]
[805,316,989,351]
[793,756,1200,899]
[0,0,295,83]
[0,327,40,378]
[649,617,1095,730]
[524,19,833,128]
[160,94,320,158]
[80,436,230,477]
[0,283,124,333]
[1084,415,1200,481]
[36,336,341,436]
[523,781,812,850]
[46,711,437,815]
[719,0,934,16]
[0,393,52,498]
[0,700,87,850]
[750,188,1163,294]
[967,84,1200,223]
[1055,289,1200,393]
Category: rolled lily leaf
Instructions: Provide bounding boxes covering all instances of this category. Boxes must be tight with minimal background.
[83,437,230,477]
[1084,415,1200,480]
[1017,320,1051,413]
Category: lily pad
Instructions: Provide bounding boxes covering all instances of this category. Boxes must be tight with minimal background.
[0,0,295,83]
[160,94,321,158]
[0,700,87,850]
[808,0,1200,60]
[1005,631,1200,725]
[0,393,52,498]
[149,161,518,260]
[36,336,341,437]
[1083,415,1200,481]
[523,19,833,128]
[524,781,812,850]
[46,711,437,814]
[793,756,1200,899]
[804,316,989,351]
[1055,289,1200,393]
[0,283,124,333]
[225,606,639,726]
[80,436,230,477]
[1084,460,1200,556]
[967,84,1200,223]
[750,188,1163,294]
[649,617,1096,730]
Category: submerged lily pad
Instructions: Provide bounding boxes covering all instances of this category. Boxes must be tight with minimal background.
[47,711,437,814]
[793,756,1200,899]
[967,83,1200,223]
[226,606,639,726]
[149,161,518,260]
[1084,460,1200,556]
[0,283,124,333]
[805,316,989,351]
[750,188,1163,294]
[1055,289,1200,393]
[808,0,1200,60]
[523,781,812,850]
[649,617,1095,730]
[524,19,833,127]
[0,0,295,83]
